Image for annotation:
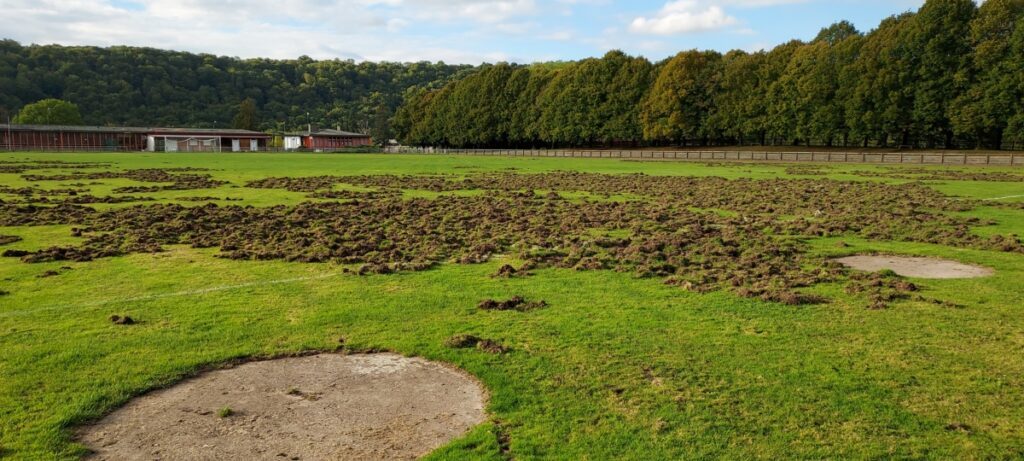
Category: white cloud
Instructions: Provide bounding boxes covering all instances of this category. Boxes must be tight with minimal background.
[630,1,738,35]
[405,0,538,23]
[723,0,806,5]
[386,18,410,32]
[542,30,575,41]
[0,0,925,63]
[0,0,533,63]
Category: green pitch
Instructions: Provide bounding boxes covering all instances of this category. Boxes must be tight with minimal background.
[1,153,1023,459]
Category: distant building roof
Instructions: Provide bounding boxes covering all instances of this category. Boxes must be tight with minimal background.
[1,124,268,137]
[284,129,370,138]
[148,127,270,137]
[0,123,149,133]
[315,128,369,137]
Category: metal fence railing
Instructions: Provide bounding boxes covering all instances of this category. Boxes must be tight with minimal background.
[384,147,1024,167]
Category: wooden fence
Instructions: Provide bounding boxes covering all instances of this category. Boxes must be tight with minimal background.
[386,147,1024,167]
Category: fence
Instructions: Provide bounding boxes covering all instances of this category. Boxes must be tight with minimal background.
[1,146,383,154]
[386,147,1024,167]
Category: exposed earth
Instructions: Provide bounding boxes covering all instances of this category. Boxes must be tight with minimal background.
[835,255,995,279]
[76,353,487,460]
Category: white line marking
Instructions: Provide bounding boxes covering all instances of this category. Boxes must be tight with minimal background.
[983,194,1024,201]
[0,271,344,319]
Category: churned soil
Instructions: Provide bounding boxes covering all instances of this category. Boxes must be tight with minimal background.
[77,353,487,461]
[0,235,22,245]
[5,172,1020,307]
[835,255,994,279]
[22,168,227,192]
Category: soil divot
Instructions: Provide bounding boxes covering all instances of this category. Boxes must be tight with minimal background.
[835,255,993,279]
[77,353,487,460]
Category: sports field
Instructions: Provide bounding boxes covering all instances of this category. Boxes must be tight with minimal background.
[2,153,1023,459]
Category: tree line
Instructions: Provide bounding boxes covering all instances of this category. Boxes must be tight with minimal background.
[0,39,473,142]
[394,0,1024,150]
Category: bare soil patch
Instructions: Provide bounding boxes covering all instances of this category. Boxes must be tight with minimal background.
[835,255,994,279]
[77,353,487,460]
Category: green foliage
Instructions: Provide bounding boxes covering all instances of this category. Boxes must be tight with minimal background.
[0,39,471,131]
[395,0,1024,150]
[911,0,976,147]
[950,0,1024,148]
[231,98,259,131]
[12,98,83,125]
[640,50,721,144]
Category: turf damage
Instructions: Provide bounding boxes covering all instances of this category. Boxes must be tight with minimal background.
[835,255,994,279]
[3,172,1020,308]
[76,353,487,460]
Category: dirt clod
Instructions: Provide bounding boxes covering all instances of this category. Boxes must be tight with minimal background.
[443,334,509,354]
[444,334,482,349]
[109,315,135,325]
[477,296,547,312]
[475,339,510,354]
[492,264,518,278]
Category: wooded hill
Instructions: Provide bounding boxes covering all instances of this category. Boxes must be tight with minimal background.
[0,40,473,139]
[394,0,1024,150]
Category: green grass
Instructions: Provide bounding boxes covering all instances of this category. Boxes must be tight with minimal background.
[2,153,1024,459]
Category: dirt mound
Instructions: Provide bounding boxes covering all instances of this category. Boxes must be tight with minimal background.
[851,167,1024,182]
[0,235,22,246]
[835,255,993,279]
[22,168,226,192]
[0,160,111,174]
[478,296,547,312]
[175,196,244,202]
[77,353,487,461]
[444,335,510,354]
[22,195,154,205]
[108,315,135,325]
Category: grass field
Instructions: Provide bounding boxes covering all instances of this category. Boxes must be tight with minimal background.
[2,153,1024,460]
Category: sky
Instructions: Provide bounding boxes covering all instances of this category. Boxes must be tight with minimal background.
[0,0,928,64]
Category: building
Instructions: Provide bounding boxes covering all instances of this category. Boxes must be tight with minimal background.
[145,127,270,152]
[1,124,269,152]
[1,124,148,151]
[283,128,372,151]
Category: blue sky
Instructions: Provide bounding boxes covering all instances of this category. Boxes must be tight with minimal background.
[2,0,927,63]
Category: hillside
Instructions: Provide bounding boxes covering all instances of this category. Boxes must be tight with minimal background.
[0,40,472,138]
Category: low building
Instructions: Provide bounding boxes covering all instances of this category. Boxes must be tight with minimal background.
[284,128,372,151]
[0,124,269,152]
[145,127,270,152]
[1,124,148,150]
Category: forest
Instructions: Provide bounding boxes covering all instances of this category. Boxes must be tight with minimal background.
[2,0,1022,150]
[394,0,1024,150]
[0,40,473,140]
